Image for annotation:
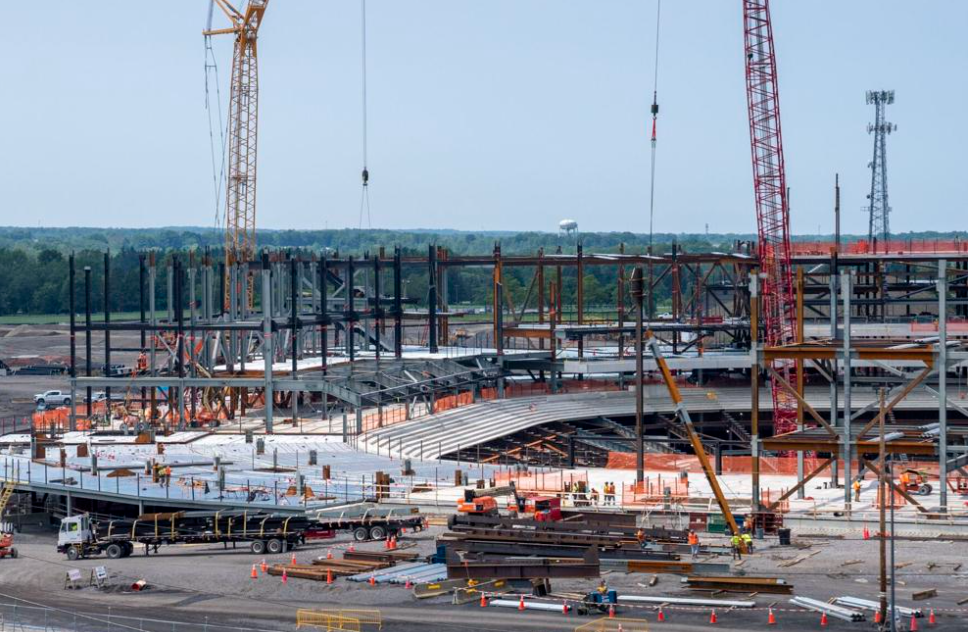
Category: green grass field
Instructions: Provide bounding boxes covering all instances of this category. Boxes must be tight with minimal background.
[0,311,164,326]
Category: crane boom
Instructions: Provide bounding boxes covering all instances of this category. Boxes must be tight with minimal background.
[743,0,798,437]
[205,0,269,306]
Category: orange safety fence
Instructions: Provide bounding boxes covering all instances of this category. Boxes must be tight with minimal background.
[789,239,968,256]
[360,405,409,433]
[606,452,836,477]
[493,469,587,493]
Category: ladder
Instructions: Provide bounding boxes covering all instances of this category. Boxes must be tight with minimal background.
[0,485,14,516]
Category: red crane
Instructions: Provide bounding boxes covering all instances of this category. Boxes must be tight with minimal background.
[743,1,798,436]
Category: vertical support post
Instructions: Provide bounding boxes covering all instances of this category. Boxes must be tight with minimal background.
[373,254,382,360]
[829,256,839,487]
[103,251,112,406]
[149,254,158,424]
[84,266,93,426]
[841,270,852,505]
[139,254,147,413]
[796,267,805,497]
[393,247,403,359]
[175,257,185,430]
[428,245,438,354]
[750,272,761,508]
[878,388,887,625]
[938,259,948,512]
[631,267,645,483]
[493,244,503,355]
[262,253,274,433]
[320,252,329,373]
[290,256,299,427]
[576,242,584,363]
[69,254,77,432]
[617,243,625,359]
[346,255,355,361]
[537,248,545,362]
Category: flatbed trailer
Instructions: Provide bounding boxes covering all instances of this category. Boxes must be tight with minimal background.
[58,511,314,560]
[311,506,426,542]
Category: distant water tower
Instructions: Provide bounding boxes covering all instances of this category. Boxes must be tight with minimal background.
[559,219,578,238]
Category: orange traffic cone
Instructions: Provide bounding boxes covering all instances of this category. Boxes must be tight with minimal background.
[617,625,623,632]
[820,611,828,627]
[910,614,919,631]
[326,569,333,585]
[480,592,487,608]
[929,609,936,625]
[709,609,717,624]
[391,536,398,549]
[384,537,391,550]
[608,604,616,619]
[348,543,356,553]
[657,606,665,622]
[768,607,776,625]
[863,526,870,540]
[518,595,525,611]
[405,577,413,590]
[290,552,297,565]
[281,569,288,584]
[260,558,267,573]
[250,564,258,579]
[326,549,333,560]
[562,600,568,614]
[368,575,376,586]
[874,609,882,624]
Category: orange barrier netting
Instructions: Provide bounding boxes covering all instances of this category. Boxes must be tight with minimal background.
[790,239,968,256]
[606,452,837,477]
[493,470,587,493]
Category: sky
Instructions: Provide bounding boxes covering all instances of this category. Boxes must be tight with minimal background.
[1,1,965,236]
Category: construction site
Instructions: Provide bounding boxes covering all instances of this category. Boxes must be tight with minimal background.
[1,1,966,632]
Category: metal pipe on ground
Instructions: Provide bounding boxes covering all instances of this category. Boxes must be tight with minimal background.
[789,596,865,622]
[487,599,568,613]
[618,595,755,609]
[833,596,921,618]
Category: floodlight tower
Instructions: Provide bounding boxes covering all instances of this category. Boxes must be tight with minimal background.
[865,90,896,253]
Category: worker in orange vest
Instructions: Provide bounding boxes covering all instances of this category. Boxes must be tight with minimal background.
[688,530,700,559]
[852,479,862,502]
[165,465,172,488]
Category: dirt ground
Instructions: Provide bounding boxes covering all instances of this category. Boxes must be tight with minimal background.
[0,525,965,631]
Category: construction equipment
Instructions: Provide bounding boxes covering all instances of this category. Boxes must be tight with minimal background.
[508,494,562,522]
[743,0,798,436]
[457,489,499,516]
[898,469,933,496]
[204,0,269,306]
[577,588,618,616]
[0,531,18,559]
[644,332,742,541]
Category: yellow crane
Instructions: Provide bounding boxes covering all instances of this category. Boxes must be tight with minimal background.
[204,0,269,305]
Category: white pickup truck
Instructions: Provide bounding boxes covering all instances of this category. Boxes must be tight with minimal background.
[33,390,71,407]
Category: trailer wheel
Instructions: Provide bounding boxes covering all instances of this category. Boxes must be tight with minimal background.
[9,548,17,559]
[369,526,387,541]
[106,544,123,559]
[66,547,80,561]
[353,527,369,541]
[121,542,134,558]
[266,539,284,554]
[251,540,266,555]
[918,484,933,496]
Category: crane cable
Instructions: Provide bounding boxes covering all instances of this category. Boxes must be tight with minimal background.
[646,0,662,319]
[204,0,228,236]
[358,0,372,229]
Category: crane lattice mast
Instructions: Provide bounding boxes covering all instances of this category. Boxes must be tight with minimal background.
[205,0,268,305]
[743,0,798,437]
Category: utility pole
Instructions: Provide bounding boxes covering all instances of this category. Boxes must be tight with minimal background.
[834,174,841,254]
[865,90,896,253]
